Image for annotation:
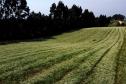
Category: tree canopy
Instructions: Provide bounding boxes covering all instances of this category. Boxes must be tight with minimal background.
[0,1,125,41]
[0,0,29,19]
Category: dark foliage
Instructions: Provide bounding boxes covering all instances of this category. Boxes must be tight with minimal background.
[96,15,112,27]
[112,14,125,21]
[0,1,122,41]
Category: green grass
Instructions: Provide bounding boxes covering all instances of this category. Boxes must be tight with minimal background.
[0,27,126,84]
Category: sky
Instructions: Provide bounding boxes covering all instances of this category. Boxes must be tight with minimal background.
[27,0,126,16]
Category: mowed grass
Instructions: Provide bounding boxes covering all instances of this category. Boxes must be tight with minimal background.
[0,27,126,84]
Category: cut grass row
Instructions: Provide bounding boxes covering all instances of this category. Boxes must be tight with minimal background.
[83,28,124,84]
[0,27,126,84]
[115,28,126,84]
[22,28,118,84]
[1,27,111,83]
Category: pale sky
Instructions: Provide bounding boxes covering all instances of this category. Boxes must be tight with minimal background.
[27,0,126,16]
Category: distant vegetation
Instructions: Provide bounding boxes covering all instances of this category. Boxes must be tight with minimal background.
[0,0,125,41]
[109,14,126,26]
[109,20,126,27]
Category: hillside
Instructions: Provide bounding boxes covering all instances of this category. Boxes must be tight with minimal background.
[0,27,126,84]
[109,20,126,27]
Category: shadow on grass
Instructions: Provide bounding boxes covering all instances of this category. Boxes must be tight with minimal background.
[0,36,56,45]
[0,27,88,45]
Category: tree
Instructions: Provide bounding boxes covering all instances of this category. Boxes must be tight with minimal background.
[97,15,111,27]
[71,5,82,18]
[81,9,96,27]
[0,1,114,41]
[50,3,56,19]
[0,0,29,19]
[67,5,82,29]
[89,12,96,27]
[17,0,30,19]
[0,0,4,19]
[55,1,65,19]
[112,14,125,21]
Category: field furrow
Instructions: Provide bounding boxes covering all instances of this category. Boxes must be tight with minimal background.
[22,28,117,84]
[114,28,126,84]
[0,27,126,84]
[55,28,120,84]
[82,28,124,84]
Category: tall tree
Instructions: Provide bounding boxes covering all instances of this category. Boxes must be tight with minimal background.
[68,5,82,28]
[98,15,108,26]
[16,0,30,19]
[112,14,125,21]
[62,5,68,20]
[0,0,29,19]
[55,1,65,19]
[50,3,56,19]
[81,9,90,27]
[70,5,82,18]
[0,0,4,19]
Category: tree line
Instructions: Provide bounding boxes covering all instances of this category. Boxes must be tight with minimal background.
[0,0,125,41]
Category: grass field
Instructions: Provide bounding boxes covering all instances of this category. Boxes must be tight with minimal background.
[0,27,126,84]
